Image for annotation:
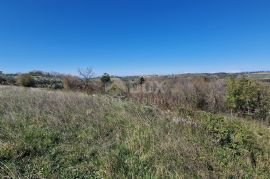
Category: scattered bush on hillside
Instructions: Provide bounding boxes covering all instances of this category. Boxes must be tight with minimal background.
[0,75,7,85]
[101,73,111,93]
[0,74,16,85]
[63,75,82,90]
[138,76,145,85]
[138,76,145,93]
[16,74,35,87]
[7,76,16,85]
[32,76,63,89]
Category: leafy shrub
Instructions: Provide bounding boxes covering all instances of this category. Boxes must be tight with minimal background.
[16,74,35,87]
[0,75,17,85]
[0,75,7,85]
[101,73,111,92]
[201,113,263,175]
[227,77,270,122]
[32,76,63,89]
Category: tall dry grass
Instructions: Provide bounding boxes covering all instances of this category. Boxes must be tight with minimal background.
[0,86,269,178]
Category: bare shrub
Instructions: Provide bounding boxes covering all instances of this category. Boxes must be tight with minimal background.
[126,76,227,112]
[63,75,82,90]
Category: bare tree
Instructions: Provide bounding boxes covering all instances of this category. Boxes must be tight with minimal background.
[78,67,95,82]
[78,67,95,93]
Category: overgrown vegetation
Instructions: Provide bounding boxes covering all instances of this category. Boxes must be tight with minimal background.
[16,74,35,87]
[0,70,270,123]
[0,86,269,178]
[227,77,270,122]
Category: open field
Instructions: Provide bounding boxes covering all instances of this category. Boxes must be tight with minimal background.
[245,72,270,83]
[1,0,270,177]
[0,86,270,178]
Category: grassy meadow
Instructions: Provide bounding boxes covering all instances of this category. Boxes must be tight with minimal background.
[0,86,270,178]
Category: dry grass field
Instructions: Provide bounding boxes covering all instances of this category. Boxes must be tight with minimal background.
[0,86,270,178]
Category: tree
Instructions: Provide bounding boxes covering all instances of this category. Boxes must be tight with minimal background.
[100,73,111,93]
[78,67,95,93]
[78,67,95,81]
[138,76,145,86]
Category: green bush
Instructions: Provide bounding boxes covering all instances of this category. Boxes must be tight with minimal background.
[227,77,270,122]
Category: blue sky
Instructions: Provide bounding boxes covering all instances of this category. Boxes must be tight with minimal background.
[0,0,270,76]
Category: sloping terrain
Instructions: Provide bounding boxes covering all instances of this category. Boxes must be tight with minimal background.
[0,86,269,178]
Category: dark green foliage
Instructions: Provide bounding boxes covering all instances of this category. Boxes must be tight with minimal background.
[0,75,7,85]
[101,73,111,92]
[138,76,145,85]
[0,74,16,85]
[101,73,111,84]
